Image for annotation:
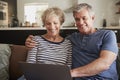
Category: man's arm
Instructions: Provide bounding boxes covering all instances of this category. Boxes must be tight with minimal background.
[25,35,36,49]
[71,50,117,77]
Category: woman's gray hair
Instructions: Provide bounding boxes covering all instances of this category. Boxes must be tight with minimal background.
[73,3,95,16]
[41,7,65,25]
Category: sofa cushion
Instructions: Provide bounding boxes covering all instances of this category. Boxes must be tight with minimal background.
[117,50,120,79]
[9,45,28,80]
[0,44,11,80]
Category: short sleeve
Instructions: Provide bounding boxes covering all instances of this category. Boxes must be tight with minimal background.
[101,31,118,54]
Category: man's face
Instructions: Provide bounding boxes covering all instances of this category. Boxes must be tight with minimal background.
[73,8,95,34]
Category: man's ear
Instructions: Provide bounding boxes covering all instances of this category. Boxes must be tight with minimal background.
[92,15,95,20]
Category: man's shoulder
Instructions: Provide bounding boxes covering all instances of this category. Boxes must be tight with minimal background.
[99,29,113,33]
[66,32,79,39]
[98,29,114,35]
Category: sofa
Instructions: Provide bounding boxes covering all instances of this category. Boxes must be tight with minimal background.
[0,44,120,80]
[9,44,28,80]
[0,44,28,80]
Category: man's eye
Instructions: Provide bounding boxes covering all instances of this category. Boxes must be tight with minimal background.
[75,18,80,21]
[83,17,87,20]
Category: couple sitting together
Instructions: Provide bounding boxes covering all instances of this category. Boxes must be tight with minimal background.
[19,3,119,80]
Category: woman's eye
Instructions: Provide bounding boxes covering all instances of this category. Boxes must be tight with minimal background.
[46,23,50,25]
[54,23,57,24]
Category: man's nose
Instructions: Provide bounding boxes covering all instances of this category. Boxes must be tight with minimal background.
[79,19,84,24]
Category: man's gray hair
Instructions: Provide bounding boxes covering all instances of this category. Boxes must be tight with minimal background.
[73,3,95,16]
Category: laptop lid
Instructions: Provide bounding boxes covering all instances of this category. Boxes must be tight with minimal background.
[19,62,72,80]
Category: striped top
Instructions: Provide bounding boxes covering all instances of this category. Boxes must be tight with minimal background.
[26,35,72,67]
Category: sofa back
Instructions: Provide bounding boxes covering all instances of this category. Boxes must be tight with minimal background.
[9,45,28,80]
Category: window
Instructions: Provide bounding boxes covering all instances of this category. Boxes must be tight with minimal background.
[24,3,48,27]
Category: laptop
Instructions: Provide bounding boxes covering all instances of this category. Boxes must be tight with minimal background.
[19,62,72,80]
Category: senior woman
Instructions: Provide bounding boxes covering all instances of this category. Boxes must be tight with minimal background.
[18,7,72,80]
[26,7,72,66]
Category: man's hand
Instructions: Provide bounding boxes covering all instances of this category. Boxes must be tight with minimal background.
[25,35,37,50]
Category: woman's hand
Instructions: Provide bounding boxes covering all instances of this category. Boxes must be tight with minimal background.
[25,35,36,50]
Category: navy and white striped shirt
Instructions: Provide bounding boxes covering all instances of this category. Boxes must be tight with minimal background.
[27,35,72,67]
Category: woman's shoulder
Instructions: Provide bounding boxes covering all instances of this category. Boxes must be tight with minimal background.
[64,38,72,45]
[64,38,71,42]
[33,35,44,41]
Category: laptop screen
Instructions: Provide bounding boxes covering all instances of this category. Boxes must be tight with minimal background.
[19,62,72,80]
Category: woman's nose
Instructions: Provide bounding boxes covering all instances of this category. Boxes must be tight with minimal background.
[50,23,55,29]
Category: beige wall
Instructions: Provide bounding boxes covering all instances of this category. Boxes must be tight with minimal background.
[17,0,120,27]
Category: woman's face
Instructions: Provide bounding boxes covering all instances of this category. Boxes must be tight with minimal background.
[45,16,61,36]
